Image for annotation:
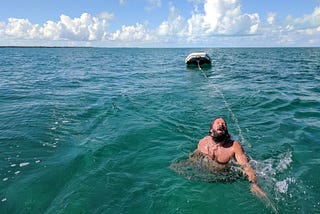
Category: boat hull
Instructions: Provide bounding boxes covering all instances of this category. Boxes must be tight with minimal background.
[185,52,211,67]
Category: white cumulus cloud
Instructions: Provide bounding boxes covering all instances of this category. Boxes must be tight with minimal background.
[157,4,187,36]
[154,0,260,45]
[0,12,114,42]
[258,6,320,46]
[110,23,154,42]
[2,18,40,39]
[285,6,320,30]
[267,12,277,25]
[187,0,260,35]
[57,13,111,41]
[0,1,319,46]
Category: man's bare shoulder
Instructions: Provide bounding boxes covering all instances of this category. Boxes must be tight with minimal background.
[233,140,241,146]
[199,136,211,144]
[232,140,244,152]
[198,136,211,151]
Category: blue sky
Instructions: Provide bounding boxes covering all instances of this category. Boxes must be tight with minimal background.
[0,0,319,47]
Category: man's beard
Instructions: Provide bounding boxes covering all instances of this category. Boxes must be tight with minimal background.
[211,130,229,143]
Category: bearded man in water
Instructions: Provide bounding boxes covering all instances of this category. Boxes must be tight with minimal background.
[195,117,267,197]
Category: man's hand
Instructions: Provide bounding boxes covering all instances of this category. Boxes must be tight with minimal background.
[250,183,267,198]
[251,183,278,213]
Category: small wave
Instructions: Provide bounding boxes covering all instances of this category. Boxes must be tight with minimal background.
[258,97,290,111]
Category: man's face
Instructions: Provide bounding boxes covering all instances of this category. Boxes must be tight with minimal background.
[211,118,227,136]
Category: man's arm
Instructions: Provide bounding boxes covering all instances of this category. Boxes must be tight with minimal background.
[197,136,211,155]
[233,141,256,182]
[233,141,277,212]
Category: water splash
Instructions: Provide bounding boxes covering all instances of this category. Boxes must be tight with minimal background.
[275,177,295,194]
[251,150,296,199]
[169,152,246,183]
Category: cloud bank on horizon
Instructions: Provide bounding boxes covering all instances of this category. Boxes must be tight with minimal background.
[0,0,320,47]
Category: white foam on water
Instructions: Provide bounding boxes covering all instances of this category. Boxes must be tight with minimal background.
[248,150,296,212]
[253,150,293,178]
[275,152,293,173]
[19,162,30,167]
[251,149,298,206]
[275,177,295,194]
[42,142,57,148]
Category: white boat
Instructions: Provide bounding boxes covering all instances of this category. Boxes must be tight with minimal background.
[185,52,211,67]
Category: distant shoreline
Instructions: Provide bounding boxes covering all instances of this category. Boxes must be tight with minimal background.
[0,46,88,48]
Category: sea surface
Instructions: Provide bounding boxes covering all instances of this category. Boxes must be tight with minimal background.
[0,47,319,213]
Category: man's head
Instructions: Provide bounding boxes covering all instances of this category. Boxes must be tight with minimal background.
[209,117,230,143]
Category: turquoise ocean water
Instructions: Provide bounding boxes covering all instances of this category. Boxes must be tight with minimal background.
[0,47,319,213]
